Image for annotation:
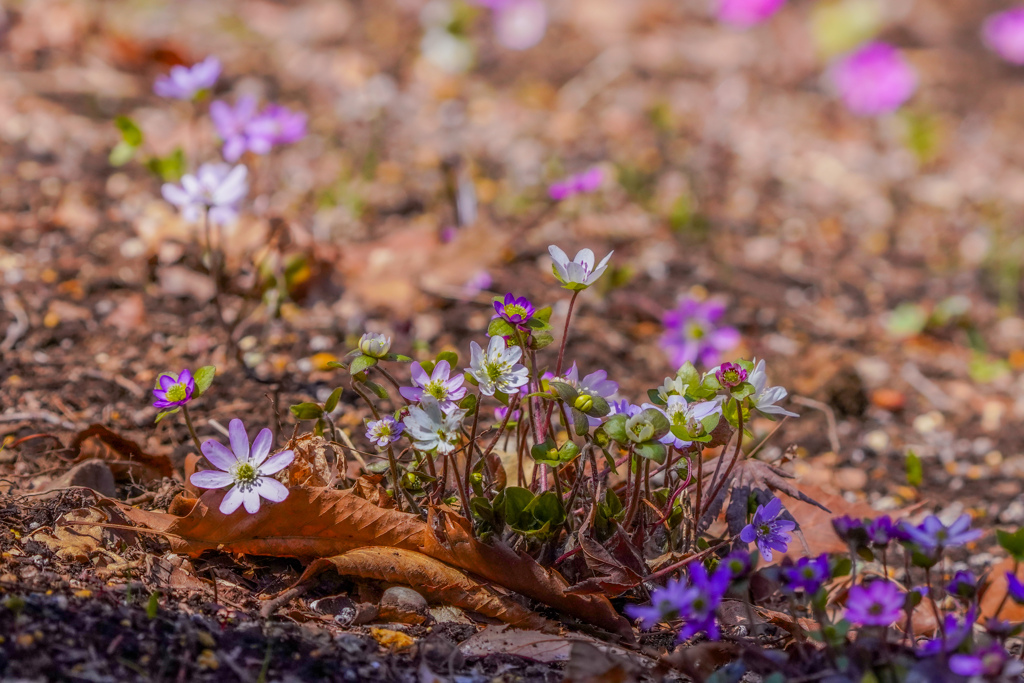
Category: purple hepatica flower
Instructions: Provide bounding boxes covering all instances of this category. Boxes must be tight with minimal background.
[831,515,867,546]
[548,167,603,201]
[715,0,785,28]
[161,162,248,226]
[950,643,1024,679]
[715,362,748,390]
[400,360,467,412]
[675,563,732,641]
[211,96,260,162]
[829,42,917,117]
[720,551,753,580]
[983,9,1024,65]
[867,516,895,547]
[154,56,220,100]
[493,292,536,328]
[919,607,976,657]
[661,298,740,369]
[624,576,689,630]
[948,570,979,601]
[1006,573,1024,604]
[740,497,796,562]
[900,514,982,551]
[190,418,294,515]
[782,555,830,594]
[153,369,195,409]
[365,416,404,450]
[248,104,307,147]
[845,580,903,627]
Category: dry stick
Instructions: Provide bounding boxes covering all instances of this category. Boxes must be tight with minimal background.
[642,540,728,583]
[700,399,744,520]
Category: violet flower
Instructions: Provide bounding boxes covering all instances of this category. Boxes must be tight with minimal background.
[740,497,796,562]
[365,416,404,450]
[829,42,917,116]
[844,580,903,627]
[190,418,294,515]
[625,563,731,641]
[624,576,689,630]
[947,571,979,601]
[548,167,603,201]
[1006,573,1024,604]
[210,96,260,162]
[867,515,895,546]
[400,360,467,412]
[715,0,785,28]
[161,163,249,225]
[782,555,830,594]
[661,298,740,368]
[832,515,868,547]
[720,551,753,580]
[950,643,1024,679]
[153,369,195,409]
[899,514,982,550]
[983,9,1024,65]
[918,607,976,657]
[493,292,536,328]
[715,362,748,389]
[248,104,307,147]
[154,56,220,100]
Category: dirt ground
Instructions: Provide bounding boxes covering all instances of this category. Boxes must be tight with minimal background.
[5,0,1024,680]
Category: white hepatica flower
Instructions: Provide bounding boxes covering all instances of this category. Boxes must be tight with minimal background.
[749,359,798,418]
[548,245,613,291]
[358,332,391,358]
[405,395,467,454]
[467,335,529,396]
[161,163,249,226]
[190,418,294,514]
[658,395,722,448]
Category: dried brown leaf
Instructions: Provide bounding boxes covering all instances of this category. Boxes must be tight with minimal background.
[70,424,173,482]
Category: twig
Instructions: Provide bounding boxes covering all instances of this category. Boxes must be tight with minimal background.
[791,396,839,454]
[0,411,79,430]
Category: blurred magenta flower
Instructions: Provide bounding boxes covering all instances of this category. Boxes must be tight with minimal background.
[983,9,1024,65]
[661,298,740,368]
[549,167,603,201]
[161,163,249,225]
[845,580,903,626]
[473,0,547,50]
[211,97,306,162]
[715,0,785,28]
[154,56,220,100]
[829,42,917,116]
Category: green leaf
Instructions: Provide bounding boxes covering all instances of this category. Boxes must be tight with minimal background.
[527,491,565,527]
[383,353,413,362]
[997,529,1024,562]
[831,556,852,578]
[146,591,160,619]
[109,141,136,167]
[487,318,517,338]
[436,350,459,368]
[529,332,555,350]
[115,116,144,147]
[603,414,627,443]
[326,360,348,370]
[459,393,478,412]
[586,395,610,418]
[571,408,589,436]
[192,365,216,397]
[364,380,389,400]
[525,317,550,331]
[495,487,535,530]
[646,389,665,405]
[534,307,552,325]
[471,497,495,524]
[548,381,578,404]
[324,387,344,413]
[730,382,755,401]
[420,360,436,376]
[677,362,700,391]
[558,441,580,463]
[314,419,325,437]
[350,354,377,376]
[639,408,671,440]
[154,407,181,424]
[290,402,324,420]
[635,442,667,464]
[905,450,922,488]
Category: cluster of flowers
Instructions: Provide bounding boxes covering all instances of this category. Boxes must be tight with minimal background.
[628,500,1024,681]
[153,56,306,225]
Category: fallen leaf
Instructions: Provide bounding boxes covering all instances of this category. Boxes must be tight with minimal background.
[458,626,573,663]
[70,424,173,482]
[662,640,740,680]
[296,547,551,630]
[980,556,1024,623]
[281,433,334,488]
[565,642,641,683]
[109,486,632,637]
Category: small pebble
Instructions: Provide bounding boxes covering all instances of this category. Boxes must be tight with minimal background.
[378,586,428,625]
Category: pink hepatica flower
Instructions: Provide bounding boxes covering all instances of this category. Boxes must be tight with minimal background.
[715,0,785,28]
[190,418,294,515]
[154,56,220,100]
[548,167,603,201]
[400,360,467,412]
[830,42,917,116]
[983,9,1024,65]
[161,163,248,225]
[660,298,740,368]
[473,0,547,51]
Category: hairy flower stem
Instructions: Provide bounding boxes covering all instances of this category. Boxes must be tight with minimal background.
[924,568,945,639]
[700,398,744,520]
[539,291,581,443]
[693,448,704,550]
[514,328,546,491]
[463,389,483,511]
[480,393,521,465]
[181,405,203,454]
[372,365,409,404]
[623,449,644,530]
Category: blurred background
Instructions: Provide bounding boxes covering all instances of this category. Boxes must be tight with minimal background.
[4,0,1024,532]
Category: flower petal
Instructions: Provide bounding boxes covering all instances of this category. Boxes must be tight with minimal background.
[250,428,274,465]
[219,486,245,514]
[547,244,569,267]
[201,439,237,471]
[242,488,262,514]
[255,477,289,502]
[190,470,234,489]
[259,450,295,475]
[228,419,250,461]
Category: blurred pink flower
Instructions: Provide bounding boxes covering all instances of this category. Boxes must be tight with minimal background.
[983,8,1024,65]
[715,0,785,27]
[830,42,917,116]
[474,0,547,51]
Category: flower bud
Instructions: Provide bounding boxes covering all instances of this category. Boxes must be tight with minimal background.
[359,332,391,359]
[573,394,594,413]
